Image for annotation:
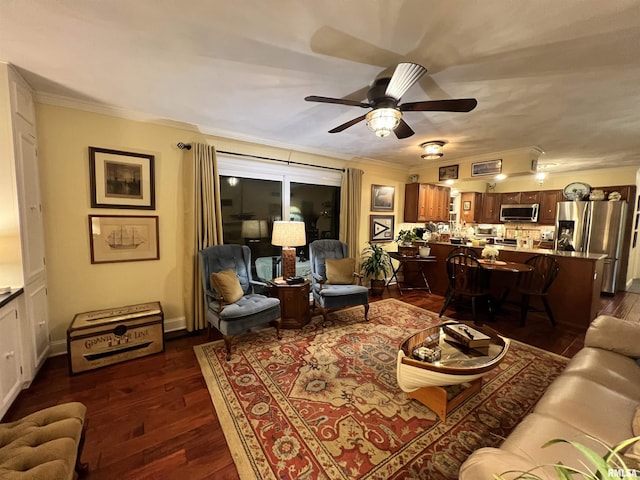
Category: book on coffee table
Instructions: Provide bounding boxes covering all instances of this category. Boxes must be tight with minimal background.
[443,323,491,349]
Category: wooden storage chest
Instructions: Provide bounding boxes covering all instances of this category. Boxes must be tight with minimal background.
[67,301,164,374]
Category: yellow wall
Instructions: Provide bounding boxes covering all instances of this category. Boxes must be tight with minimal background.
[35,103,409,346]
[34,102,640,348]
[410,146,638,194]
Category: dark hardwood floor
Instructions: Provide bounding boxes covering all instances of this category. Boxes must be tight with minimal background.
[5,288,640,479]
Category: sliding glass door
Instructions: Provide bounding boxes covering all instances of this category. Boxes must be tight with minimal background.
[218,155,341,281]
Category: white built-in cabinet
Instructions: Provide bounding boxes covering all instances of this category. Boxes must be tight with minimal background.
[0,63,49,417]
[0,296,25,419]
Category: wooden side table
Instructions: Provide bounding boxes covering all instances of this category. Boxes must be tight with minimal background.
[268,279,311,329]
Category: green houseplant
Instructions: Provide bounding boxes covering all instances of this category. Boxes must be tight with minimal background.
[360,242,392,296]
[395,228,420,245]
[497,435,640,479]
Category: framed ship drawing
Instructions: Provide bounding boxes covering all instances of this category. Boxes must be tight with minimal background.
[89,215,159,263]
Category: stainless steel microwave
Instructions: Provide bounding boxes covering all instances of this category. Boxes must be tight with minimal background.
[500,204,539,222]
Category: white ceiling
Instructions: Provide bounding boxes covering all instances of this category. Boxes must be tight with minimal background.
[1,0,640,173]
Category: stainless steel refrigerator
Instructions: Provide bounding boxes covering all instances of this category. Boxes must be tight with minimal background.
[555,201,628,294]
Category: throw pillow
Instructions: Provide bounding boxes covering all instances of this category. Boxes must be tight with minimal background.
[210,269,244,303]
[326,258,356,284]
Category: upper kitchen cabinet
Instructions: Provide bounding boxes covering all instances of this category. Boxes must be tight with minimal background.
[601,185,633,202]
[404,183,450,222]
[501,192,520,204]
[404,183,428,222]
[539,190,563,224]
[479,193,501,223]
[460,192,482,224]
[501,191,540,204]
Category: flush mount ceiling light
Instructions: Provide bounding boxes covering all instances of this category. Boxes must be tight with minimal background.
[365,108,402,137]
[535,172,547,185]
[420,141,445,160]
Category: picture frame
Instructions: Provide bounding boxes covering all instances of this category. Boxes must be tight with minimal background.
[463,201,472,211]
[370,215,394,242]
[89,215,160,264]
[89,147,156,209]
[438,165,459,181]
[371,184,395,211]
[471,159,502,177]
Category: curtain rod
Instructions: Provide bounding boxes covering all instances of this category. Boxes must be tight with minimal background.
[177,142,345,173]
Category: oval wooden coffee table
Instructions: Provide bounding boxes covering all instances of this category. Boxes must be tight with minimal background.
[397,322,510,421]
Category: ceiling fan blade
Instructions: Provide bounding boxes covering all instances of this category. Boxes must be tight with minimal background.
[400,98,478,112]
[304,95,369,108]
[394,118,414,139]
[385,62,427,100]
[328,114,368,133]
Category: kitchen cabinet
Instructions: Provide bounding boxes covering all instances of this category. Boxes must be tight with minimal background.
[600,185,633,202]
[0,294,24,419]
[0,64,49,385]
[501,192,520,204]
[404,183,450,222]
[480,193,501,223]
[404,183,427,222]
[539,190,562,225]
[521,191,541,203]
[460,192,482,223]
[501,191,540,204]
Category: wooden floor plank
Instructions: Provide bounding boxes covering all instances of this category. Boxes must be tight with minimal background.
[4,288,639,478]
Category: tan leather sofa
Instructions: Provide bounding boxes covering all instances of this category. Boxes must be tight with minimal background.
[459,315,640,479]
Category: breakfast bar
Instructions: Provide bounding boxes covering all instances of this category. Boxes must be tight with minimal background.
[413,242,605,329]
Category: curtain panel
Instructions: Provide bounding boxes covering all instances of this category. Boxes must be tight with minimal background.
[339,168,363,259]
[183,143,224,331]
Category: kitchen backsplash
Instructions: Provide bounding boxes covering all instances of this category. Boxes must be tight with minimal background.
[502,223,555,240]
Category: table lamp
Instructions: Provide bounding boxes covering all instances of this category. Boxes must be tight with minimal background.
[271,221,306,279]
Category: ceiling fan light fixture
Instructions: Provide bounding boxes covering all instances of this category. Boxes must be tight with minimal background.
[366,108,401,137]
[420,141,445,160]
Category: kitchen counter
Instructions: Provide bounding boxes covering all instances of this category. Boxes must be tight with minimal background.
[400,242,606,328]
[427,241,607,260]
[0,288,24,309]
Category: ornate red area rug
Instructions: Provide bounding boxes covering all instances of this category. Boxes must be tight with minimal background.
[194,299,568,479]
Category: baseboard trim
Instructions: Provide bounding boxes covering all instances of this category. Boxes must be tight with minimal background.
[48,315,187,357]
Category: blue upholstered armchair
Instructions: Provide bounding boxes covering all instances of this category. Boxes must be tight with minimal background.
[198,245,281,360]
[309,239,369,326]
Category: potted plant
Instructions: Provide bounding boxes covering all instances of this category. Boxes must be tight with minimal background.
[496,435,640,479]
[361,242,392,296]
[395,229,420,246]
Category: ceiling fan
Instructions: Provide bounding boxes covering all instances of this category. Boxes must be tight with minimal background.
[304,62,477,139]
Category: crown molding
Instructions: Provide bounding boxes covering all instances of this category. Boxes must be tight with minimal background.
[33,91,408,172]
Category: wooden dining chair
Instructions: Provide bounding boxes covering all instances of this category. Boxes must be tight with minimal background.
[439,253,494,324]
[516,254,560,327]
[446,246,479,259]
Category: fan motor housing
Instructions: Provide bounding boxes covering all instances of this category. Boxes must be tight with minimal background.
[368,77,399,107]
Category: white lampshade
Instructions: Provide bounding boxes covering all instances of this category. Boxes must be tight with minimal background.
[241,219,268,239]
[420,141,445,160]
[366,108,401,138]
[271,221,306,247]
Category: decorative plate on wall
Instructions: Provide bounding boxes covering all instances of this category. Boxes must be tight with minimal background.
[563,182,591,200]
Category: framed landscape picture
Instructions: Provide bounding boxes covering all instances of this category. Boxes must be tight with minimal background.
[89,147,156,209]
[471,159,502,177]
[438,165,459,181]
[371,185,395,211]
[89,215,159,264]
[370,215,394,242]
